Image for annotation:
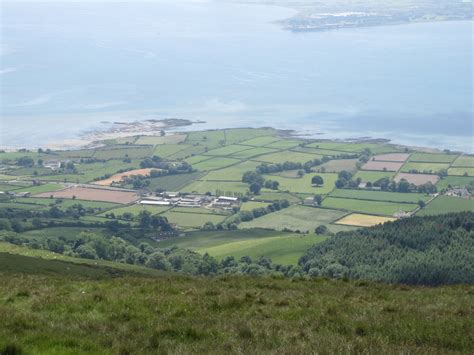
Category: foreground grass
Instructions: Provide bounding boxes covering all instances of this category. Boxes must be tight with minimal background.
[0,254,473,354]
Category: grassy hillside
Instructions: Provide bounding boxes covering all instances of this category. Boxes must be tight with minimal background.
[0,252,473,354]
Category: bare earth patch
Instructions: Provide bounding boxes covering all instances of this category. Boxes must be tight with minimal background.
[36,186,139,204]
[372,153,410,162]
[93,168,155,186]
[335,213,397,227]
[362,161,404,172]
[394,172,439,186]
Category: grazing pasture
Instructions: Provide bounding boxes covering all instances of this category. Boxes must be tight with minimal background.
[224,128,275,143]
[193,157,241,171]
[13,183,64,195]
[181,180,248,195]
[335,213,397,227]
[93,146,153,160]
[155,229,325,265]
[135,134,186,145]
[204,144,254,156]
[240,201,270,211]
[99,204,172,217]
[239,136,280,146]
[263,173,338,195]
[354,170,395,183]
[200,161,260,181]
[255,192,301,203]
[162,210,227,229]
[153,144,191,158]
[394,173,439,186]
[239,205,347,233]
[452,155,474,167]
[36,187,139,204]
[292,147,346,156]
[362,161,403,172]
[186,130,225,144]
[416,196,474,216]
[317,159,359,173]
[372,153,410,162]
[436,176,474,190]
[22,198,119,210]
[329,189,430,203]
[408,152,459,163]
[185,155,213,165]
[254,151,322,164]
[306,142,352,151]
[448,167,474,177]
[321,197,418,216]
[264,140,301,149]
[401,162,450,173]
[230,147,279,159]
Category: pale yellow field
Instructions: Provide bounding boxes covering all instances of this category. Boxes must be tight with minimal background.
[93,168,155,186]
[335,213,397,227]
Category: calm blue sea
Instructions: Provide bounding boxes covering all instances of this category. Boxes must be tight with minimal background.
[1,1,472,151]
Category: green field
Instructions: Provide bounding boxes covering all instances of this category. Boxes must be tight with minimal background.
[224,128,275,143]
[321,197,418,216]
[155,229,325,265]
[181,180,249,195]
[317,159,359,173]
[99,204,172,217]
[240,201,270,211]
[292,147,345,156]
[185,155,214,165]
[13,183,64,195]
[186,130,226,144]
[329,189,430,203]
[154,144,191,157]
[93,146,153,160]
[10,197,119,210]
[162,210,227,229]
[264,140,301,149]
[263,173,338,195]
[452,155,474,167]
[255,151,322,164]
[409,152,459,163]
[239,205,347,233]
[401,162,451,173]
[230,147,279,159]
[254,192,302,203]
[416,196,474,216]
[448,167,474,177]
[204,144,254,156]
[436,176,474,190]
[200,161,260,181]
[135,134,186,145]
[354,170,395,182]
[193,157,241,171]
[239,136,280,146]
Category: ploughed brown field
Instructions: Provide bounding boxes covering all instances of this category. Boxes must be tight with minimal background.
[93,168,156,186]
[361,161,404,172]
[394,172,439,186]
[36,186,139,204]
[372,153,410,162]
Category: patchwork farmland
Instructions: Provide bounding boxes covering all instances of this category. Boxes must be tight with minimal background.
[1,127,472,266]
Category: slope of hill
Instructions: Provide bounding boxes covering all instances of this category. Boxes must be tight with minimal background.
[300,212,474,285]
[0,251,473,354]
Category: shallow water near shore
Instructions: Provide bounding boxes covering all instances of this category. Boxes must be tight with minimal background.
[1,2,472,151]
